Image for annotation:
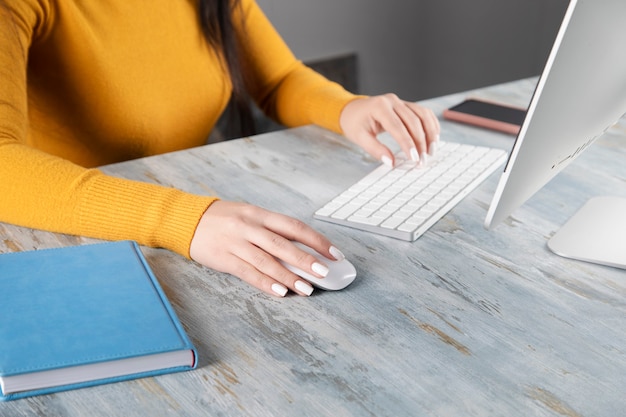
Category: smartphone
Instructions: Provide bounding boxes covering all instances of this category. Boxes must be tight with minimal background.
[443,98,526,135]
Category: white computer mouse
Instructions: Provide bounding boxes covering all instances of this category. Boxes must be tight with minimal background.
[278,241,357,291]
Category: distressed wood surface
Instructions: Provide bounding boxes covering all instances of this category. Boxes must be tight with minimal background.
[2,79,625,417]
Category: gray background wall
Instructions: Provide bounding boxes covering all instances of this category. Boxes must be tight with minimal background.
[256,0,569,101]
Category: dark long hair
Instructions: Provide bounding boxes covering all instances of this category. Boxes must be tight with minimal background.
[198,0,256,139]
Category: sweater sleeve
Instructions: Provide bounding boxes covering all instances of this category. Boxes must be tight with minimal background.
[236,0,361,133]
[0,1,217,257]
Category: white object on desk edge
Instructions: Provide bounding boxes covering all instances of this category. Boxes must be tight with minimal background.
[548,196,626,269]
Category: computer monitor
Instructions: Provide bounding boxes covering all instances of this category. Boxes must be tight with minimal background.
[484,0,626,268]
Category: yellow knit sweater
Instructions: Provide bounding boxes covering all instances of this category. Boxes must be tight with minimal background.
[0,0,356,257]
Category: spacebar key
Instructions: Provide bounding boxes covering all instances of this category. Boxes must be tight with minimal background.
[347,215,383,226]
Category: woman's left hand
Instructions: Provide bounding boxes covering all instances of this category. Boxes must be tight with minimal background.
[339,94,441,167]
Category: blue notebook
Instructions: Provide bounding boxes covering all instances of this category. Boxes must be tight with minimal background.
[0,240,197,401]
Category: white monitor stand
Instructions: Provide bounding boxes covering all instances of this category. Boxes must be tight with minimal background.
[548,197,626,269]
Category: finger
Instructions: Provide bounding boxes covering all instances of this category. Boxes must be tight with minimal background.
[235,259,291,298]
[249,230,326,276]
[392,101,428,159]
[205,248,285,297]
[352,128,396,167]
[371,94,418,162]
[252,209,340,262]
[233,241,316,297]
[406,103,441,155]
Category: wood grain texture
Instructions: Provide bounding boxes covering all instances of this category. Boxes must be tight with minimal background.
[2,79,625,417]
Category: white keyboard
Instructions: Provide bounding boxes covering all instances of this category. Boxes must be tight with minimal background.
[314,142,508,241]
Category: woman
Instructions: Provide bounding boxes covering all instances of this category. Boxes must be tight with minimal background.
[0,0,439,297]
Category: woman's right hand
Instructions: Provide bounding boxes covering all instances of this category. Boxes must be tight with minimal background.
[340,94,441,167]
[189,200,346,297]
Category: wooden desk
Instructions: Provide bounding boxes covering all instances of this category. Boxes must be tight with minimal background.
[2,79,625,416]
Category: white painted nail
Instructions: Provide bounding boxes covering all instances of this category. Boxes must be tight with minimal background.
[295,280,314,296]
[312,262,329,277]
[381,155,393,167]
[329,246,345,261]
[429,141,438,156]
[271,283,288,297]
[410,147,419,163]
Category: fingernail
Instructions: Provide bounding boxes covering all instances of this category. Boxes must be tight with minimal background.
[381,155,393,167]
[329,246,345,261]
[312,262,329,277]
[295,280,314,296]
[421,153,429,166]
[428,141,438,156]
[271,283,288,297]
[410,147,419,163]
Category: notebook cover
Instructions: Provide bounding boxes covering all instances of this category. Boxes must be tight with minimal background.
[0,240,197,401]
